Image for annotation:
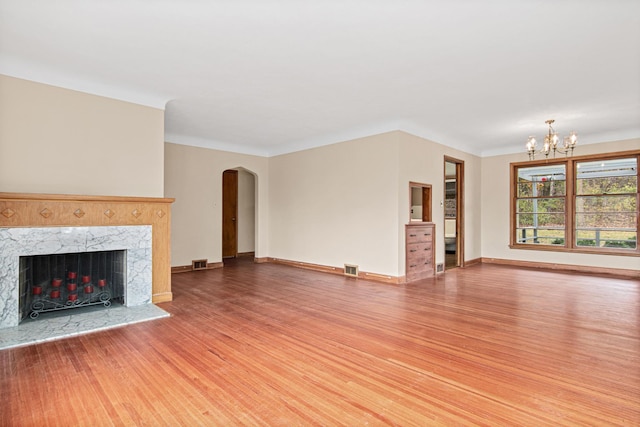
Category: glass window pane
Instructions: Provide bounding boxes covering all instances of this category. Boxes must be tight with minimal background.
[576,195,637,214]
[535,213,566,227]
[576,229,637,249]
[517,164,566,197]
[516,228,565,245]
[576,158,637,195]
[516,213,534,228]
[575,212,637,230]
[517,198,565,214]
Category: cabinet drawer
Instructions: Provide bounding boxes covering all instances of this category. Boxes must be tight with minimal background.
[406,261,433,280]
[406,242,432,257]
[406,227,433,244]
[406,256,432,271]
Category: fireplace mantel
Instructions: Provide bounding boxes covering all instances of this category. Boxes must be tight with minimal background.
[0,192,174,303]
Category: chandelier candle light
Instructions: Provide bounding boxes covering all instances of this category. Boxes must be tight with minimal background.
[526,119,577,160]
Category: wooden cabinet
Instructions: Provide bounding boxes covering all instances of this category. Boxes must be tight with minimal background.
[405,223,435,282]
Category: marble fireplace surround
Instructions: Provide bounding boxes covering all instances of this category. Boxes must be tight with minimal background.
[0,193,174,348]
[0,225,153,329]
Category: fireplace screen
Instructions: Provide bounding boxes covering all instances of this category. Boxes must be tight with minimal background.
[19,250,126,322]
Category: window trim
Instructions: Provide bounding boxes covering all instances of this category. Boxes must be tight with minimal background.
[510,149,640,257]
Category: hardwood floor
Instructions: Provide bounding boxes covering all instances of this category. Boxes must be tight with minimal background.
[1,258,639,426]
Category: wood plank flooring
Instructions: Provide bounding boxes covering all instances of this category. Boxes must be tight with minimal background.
[1,258,639,426]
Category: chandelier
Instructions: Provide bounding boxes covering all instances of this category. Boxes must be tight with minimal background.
[526,119,577,160]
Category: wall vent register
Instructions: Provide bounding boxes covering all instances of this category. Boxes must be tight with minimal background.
[344,264,359,277]
[192,259,208,270]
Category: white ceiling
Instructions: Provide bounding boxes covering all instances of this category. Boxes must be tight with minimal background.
[1,0,639,157]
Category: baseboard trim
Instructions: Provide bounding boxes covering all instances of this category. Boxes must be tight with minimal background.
[464,257,482,267]
[265,257,403,285]
[170,265,192,274]
[171,262,224,274]
[173,255,636,282]
[152,292,173,303]
[481,257,640,278]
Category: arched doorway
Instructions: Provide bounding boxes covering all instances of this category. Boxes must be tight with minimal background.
[222,168,257,260]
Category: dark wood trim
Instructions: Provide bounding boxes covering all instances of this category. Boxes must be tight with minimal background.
[222,169,239,258]
[265,257,402,285]
[251,254,638,284]
[508,243,640,257]
[444,156,465,268]
[566,158,576,250]
[464,257,482,267]
[510,149,640,168]
[481,257,640,278]
[237,251,255,257]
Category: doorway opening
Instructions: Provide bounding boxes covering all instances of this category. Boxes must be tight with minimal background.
[222,168,257,262]
[444,157,464,269]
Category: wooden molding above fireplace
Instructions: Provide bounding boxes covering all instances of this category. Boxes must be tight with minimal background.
[0,192,175,303]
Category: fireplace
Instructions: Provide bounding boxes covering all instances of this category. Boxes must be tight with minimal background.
[0,225,153,329]
[20,250,126,321]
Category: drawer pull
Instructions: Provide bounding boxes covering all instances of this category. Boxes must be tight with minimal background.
[410,249,417,252]
[410,264,417,268]
[409,233,417,237]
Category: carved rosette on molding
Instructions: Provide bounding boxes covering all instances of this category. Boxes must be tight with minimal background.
[40,208,52,218]
[132,209,142,218]
[104,209,115,218]
[156,210,166,218]
[1,208,15,218]
[74,208,85,218]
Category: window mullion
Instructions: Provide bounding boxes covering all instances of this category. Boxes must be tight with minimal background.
[566,159,575,249]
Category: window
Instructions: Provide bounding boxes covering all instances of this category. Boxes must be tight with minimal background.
[515,163,567,245]
[575,158,637,249]
[511,151,639,255]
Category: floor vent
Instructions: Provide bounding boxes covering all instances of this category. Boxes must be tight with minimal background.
[192,259,208,271]
[344,264,359,277]
[436,263,444,273]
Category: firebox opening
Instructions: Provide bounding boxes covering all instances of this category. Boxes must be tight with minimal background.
[19,250,126,322]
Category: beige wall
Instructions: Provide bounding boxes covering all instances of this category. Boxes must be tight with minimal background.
[167,131,483,278]
[481,138,640,270]
[268,132,401,275]
[164,142,268,267]
[0,75,165,197]
[397,132,482,271]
